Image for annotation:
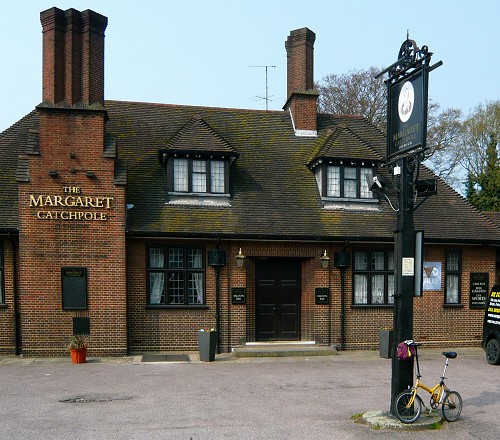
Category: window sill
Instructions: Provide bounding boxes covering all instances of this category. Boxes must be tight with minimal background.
[167,192,231,207]
[351,304,394,309]
[322,197,379,211]
[146,305,209,310]
[443,303,464,309]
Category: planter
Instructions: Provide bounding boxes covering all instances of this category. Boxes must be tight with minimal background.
[70,348,87,364]
[378,329,393,359]
[198,330,217,362]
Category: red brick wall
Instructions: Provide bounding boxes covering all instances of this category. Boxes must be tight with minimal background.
[0,239,17,355]
[17,110,127,356]
[127,240,493,353]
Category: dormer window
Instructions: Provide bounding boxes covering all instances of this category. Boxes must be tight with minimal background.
[159,115,239,205]
[171,157,228,194]
[314,162,375,200]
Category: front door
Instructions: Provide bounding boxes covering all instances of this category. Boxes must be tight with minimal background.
[255,259,301,340]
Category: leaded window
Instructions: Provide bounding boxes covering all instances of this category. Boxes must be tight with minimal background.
[323,164,374,199]
[170,158,227,194]
[353,250,394,305]
[147,246,205,306]
[445,250,461,304]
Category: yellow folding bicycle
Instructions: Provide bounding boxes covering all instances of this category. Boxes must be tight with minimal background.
[394,342,463,423]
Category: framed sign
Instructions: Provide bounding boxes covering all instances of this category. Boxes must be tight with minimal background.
[387,66,429,160]
[423,262,441,291]
[470,273,488,309]
[315,288,330,305]
[231,287,246,305]
[62,267,87,310]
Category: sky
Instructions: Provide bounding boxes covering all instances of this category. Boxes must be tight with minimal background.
[1,0,499,132]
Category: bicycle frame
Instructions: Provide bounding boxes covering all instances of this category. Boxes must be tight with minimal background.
[406,346,450,408]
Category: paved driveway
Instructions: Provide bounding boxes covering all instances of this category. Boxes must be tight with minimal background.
[0,348,498,439]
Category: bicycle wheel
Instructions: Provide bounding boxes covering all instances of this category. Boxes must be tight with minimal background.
[394,390,423,424]
[441,390,462,422]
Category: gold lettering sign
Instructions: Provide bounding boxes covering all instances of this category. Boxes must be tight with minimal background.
[29,187,114,221]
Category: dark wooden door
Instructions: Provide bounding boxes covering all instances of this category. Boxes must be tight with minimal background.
[255,259,301,340]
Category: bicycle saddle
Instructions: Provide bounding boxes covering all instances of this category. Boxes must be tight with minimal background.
[442,351,457,359]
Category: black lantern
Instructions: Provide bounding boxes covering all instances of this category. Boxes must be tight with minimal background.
[320,250,330,270]
[235,248,246,268]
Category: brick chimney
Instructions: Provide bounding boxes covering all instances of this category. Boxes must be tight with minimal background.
[40,7,107,108]
[283,28,319,136]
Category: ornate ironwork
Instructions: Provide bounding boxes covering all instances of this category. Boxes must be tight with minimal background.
[389,39,430,78]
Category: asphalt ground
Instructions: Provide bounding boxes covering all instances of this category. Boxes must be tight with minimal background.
[0,347,498,439]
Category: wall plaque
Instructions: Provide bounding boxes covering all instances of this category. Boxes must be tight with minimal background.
[232,287,246,305]
[62,267,87,310]
[315,288,330,305]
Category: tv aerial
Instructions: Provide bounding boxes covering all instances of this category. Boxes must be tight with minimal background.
[249,65,276,110]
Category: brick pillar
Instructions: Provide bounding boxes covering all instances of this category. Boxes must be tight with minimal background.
[17,8,127,356]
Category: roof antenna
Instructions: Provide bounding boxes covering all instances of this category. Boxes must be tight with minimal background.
[249,65,276,110]
[406,29,410,40]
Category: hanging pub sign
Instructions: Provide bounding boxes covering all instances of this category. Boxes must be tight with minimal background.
[388,65,429,160]
[376,38,441,162]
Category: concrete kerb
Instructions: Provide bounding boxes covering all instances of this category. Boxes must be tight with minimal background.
[361,410,443,430]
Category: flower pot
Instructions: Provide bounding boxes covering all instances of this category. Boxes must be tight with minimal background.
[198,330,217,362]
[70,348,87,364]
[378,329,393,359]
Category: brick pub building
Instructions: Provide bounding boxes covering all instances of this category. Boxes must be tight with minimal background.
[1,7,499,357]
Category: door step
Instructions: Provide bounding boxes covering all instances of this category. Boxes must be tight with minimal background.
[232,342,337,358]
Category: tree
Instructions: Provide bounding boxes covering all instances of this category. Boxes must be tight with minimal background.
[316,67,387,131]
[316,67,465,188]
[465,133,500,211]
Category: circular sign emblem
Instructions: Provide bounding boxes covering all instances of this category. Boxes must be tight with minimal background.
[398,81,414,123]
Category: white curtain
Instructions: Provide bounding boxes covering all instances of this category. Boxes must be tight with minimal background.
[372,275,384,304]
[354,274,368,304]
[150,273,164,304]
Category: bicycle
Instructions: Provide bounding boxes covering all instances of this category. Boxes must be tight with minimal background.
[394,341,463,424]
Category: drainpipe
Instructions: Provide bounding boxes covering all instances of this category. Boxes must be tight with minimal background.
[208,248,226,354]
[334,251,350,351]
[8,232,20,355]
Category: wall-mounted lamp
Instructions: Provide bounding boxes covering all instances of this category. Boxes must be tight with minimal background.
[86,171,96,179]
[235,248,246,268]
[48,170,58,177]
[320,250,330,270]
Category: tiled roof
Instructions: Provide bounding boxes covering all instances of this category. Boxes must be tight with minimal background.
[164,115,238,159]
[1,101,500,245]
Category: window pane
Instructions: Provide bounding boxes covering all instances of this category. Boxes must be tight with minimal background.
[192,160,207,193]
[149,272,165,304]
[188,273,204,304]
[372,275,385,304]
[355,252,368,270]
[327,166,340,197]
[446,275,459,303]
[169,248,184,269]
[354,274,368,304]
[360,167,373,199]
[168,272,185,304]
[149,248,165,268]
[188,248,203,269]
[372,252,384,271]
[388,274,395,304]
[388,251,394,271]
[173,159,188,192]
[210,160,225,193]
[344,167,357,198]
[447,252,459,271]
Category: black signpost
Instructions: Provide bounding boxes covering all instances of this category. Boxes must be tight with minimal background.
[375,38,441,415]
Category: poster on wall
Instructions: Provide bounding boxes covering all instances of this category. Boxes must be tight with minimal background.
[423,262,441,291]
[470,273,489,309]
